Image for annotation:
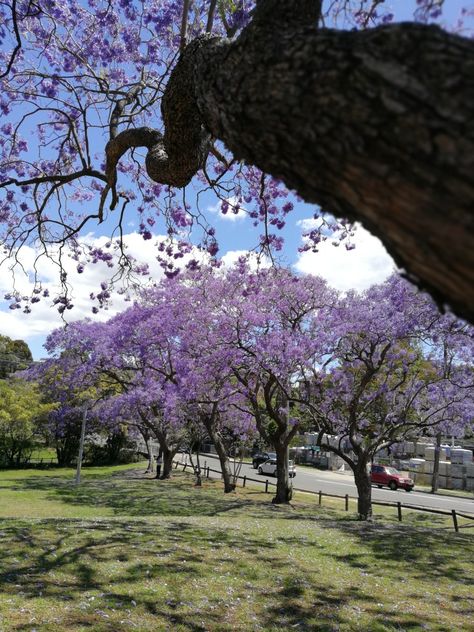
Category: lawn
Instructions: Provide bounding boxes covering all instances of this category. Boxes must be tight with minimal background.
[0,464,473,631]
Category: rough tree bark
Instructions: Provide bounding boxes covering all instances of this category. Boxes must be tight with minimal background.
[161,445,175,479]
[106,0,474,322]
[148,423,179,480]
[141,430,154,473]
[353,460,373,521]
[211,432,235,493]
[273,442,293,504]
[201,412,235,493]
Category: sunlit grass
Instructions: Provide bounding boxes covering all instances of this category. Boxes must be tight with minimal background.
[29,446,57,462]
[0,464,473,631]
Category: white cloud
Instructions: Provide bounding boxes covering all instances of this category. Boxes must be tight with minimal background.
[0,232,173,349]
[297,217,325,232]
[294,222,396,291]
[207,196,246,221]
[221,250,271,270]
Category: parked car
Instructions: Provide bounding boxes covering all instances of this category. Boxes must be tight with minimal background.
[371,464,414,491]
[258,458,296,478]
[252,452,277,468]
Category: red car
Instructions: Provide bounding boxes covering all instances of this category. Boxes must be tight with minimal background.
[371,465,414,492]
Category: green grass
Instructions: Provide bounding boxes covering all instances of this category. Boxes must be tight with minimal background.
[0,464,473,631]
[411,483,474,500]
[29,446,57,461]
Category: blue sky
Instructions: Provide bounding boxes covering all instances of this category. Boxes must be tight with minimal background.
[0,189,396,360]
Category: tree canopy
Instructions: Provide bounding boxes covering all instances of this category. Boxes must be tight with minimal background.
[35,265,474,517]
[0,378,53,466]
[0,334,32,378]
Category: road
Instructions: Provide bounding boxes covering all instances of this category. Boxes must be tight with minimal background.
[193,454,474,515]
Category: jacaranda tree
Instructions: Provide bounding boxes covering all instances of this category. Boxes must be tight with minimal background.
[201,264,335,503]
[45,308,188,479]
[297,275,474,520]
[29,324,118,466]
[38,265,473,516]
[0,1,473,322]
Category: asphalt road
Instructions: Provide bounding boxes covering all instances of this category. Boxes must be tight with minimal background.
[195,454,474,515]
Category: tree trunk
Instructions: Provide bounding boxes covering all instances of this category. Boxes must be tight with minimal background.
[142,433,154,473]
[188,449,203,486]
[273,443,292,504]
[161,447,175,479]
[354,463,373,521]
[111,1,474,320]
[210,431,235,493]
[155,447,163,479]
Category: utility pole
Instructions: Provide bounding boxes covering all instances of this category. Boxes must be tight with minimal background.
[75,404,88,485]
[431,431,442,493]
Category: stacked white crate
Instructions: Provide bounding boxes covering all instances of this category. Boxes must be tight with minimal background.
[465,463,474,491]
[415,442,430,457]
[438,463,452,489]
[424,447,451,487]
[451,470,464,489]
[423,460,450,474]
[450,449,473,490]
[410,458,427,485]
[409,458,426,470]
[451,449,473,464]
[424,446,447,462]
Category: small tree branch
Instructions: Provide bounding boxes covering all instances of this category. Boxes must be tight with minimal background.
[0,0,22,80]
[180,0,192,52]
[206,0,218,33]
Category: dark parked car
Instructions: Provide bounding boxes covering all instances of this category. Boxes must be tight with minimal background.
[252,452,277,469]
[371,464,414,492]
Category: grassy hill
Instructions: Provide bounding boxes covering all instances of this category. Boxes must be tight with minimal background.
[0,464,472,631]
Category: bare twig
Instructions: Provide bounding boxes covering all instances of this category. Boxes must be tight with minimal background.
[1,0,22,79]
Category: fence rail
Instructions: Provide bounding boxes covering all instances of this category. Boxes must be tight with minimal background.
[173,459,474,533]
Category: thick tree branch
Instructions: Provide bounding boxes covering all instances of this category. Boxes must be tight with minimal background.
[183,21,474,321]
[253,0,322,26]
[105,6,474,322]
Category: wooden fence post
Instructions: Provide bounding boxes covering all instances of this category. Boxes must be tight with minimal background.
[452,509,459,532]
[397,502,402,522]
[345,494,349,511]
[243,475,246,488]
[265,480,269,493]
[318,491,322,506]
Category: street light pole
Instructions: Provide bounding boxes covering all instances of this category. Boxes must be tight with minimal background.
[75,404,88,485]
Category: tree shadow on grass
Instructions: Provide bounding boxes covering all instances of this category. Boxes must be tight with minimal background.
[259,567,469,632]
[10,470,265,519]
[0,518,277,594]
[0,518,280,631]
[329,520,474,586]
[259,576,368,631]
[1,516,472,631]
